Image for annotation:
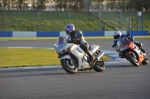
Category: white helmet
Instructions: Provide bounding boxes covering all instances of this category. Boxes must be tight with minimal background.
[113,31,122,40]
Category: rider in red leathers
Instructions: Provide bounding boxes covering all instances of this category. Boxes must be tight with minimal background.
[112,31,146,58]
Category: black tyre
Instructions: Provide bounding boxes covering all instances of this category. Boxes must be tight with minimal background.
[126,52,139,66]
[93,58,105,72]
[61,59,77,74]
[142,58,149,65]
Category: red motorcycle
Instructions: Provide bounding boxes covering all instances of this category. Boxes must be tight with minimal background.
[115,37,148,66]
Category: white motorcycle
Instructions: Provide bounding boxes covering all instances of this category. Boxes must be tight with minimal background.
[53,37,105,74]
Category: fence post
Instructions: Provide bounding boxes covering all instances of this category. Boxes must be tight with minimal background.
[86,0,89,13]
[137,11,142,30]
[4,7,7,31]
[119,9,122,30]
[92,4,94,15]
[127,17,131,30]
[98,5,101,31]
[129,17,131,30]
[137,17,139,30]
[68,8,70,23]
[38,9,40,31]
[141,12,144,30]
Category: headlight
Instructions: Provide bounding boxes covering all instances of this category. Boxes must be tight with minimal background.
[57,45,63,53]
[57,48,62,53]
[120,48,124,51]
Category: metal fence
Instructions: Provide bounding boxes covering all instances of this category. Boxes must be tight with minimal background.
[90,5,144,31]
[0,9,144,31]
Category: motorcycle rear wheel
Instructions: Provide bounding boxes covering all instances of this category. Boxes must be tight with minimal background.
[92,58,105,72]
[61,59,77,74]
[126,52,139,66]
[142,58,149,65]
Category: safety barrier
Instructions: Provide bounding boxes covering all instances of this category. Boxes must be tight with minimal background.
[0,30,149,37]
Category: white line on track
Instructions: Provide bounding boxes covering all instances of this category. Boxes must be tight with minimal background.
[0,40,9,41]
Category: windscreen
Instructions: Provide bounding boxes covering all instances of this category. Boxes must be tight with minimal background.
[117,38,125,46]
[57,37,65,46]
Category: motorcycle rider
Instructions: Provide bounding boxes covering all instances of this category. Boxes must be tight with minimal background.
[112,31,146,58]
[65,23,95,63]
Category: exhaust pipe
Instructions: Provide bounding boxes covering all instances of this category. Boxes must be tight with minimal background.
[96,52,104,60]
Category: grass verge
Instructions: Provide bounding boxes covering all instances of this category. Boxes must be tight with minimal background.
[0,48,110,68]
[0,11,150,31]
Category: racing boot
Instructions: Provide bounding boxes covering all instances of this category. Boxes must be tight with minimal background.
[140,44,146,53]
[119,53,124,58]
[141,47,146,57]
[86,51,95,63]
[136,42,146,56]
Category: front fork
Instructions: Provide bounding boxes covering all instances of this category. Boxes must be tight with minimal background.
[126,51,144,63]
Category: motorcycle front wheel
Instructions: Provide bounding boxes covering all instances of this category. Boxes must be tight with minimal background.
[126,52,139,66]
[61,59,77,74]
[93,58,105,72]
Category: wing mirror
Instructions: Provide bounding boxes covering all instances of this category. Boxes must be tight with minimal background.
[53,44,57,49]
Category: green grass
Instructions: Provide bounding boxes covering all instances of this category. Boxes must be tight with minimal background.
[0,48,60,68]
[0,10,150,31]
[0,48,110,68]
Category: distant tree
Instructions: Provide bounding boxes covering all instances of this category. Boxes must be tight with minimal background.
[142,0,150,11]
[23,3,28,10]
[31,0,36,10]
[73,0,86,11]
[11,0,17,10]
[128,0,150,11]
[37,0,46,10]
[92,0,104,4]
[92,0,104,11]
[132,0,143,11]
[118,0,128,11]
[0,2,2,10]
[107,0,116,11]
[2,0,10,9]
[125,0,132,11]
[17,0,24,10]
[53,0,91,11]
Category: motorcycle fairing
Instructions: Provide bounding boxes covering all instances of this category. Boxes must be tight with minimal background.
[68,44,90,69]
[118,39,145,62]
[89,45,100,54]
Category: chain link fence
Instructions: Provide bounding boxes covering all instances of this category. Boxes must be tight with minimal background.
[90,4,144,31]
[0,8,144,31]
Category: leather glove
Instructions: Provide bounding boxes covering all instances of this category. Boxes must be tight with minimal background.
[129,39,134,42]
[112,44,116,48]
[126,33,130,37]
[73,38,78,43]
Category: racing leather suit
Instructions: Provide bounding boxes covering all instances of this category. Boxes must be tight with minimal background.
[67,30,94,63]
[112,33,146,58]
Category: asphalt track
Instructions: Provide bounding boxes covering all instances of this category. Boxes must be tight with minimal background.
[0,38,150,99]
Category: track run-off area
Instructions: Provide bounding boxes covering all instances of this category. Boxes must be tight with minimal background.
[0,38,150,99]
